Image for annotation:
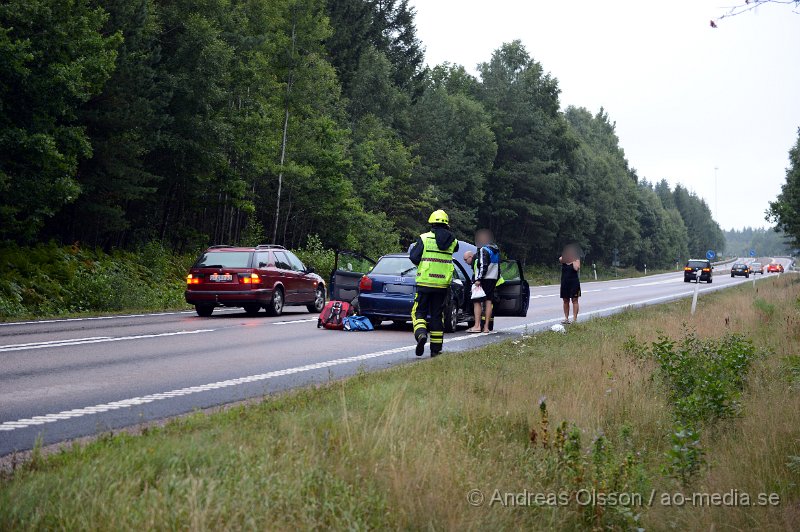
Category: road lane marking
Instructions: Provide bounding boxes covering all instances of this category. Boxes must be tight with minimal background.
[0,336,110,349]
[631,279,677,287]
[0,329,214,353]
[0,273,770,433]
[272,318,318,325]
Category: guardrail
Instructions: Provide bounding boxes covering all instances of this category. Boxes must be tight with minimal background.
[712,257,736,272]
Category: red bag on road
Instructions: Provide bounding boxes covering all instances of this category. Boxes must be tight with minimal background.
[318,300,353,330]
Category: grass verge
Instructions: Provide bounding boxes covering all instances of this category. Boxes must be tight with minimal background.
[1,277,799,530]
[526,264,676,287]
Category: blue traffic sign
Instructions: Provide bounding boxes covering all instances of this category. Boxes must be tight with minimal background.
[706,250,716,260]
[749,249,756,257]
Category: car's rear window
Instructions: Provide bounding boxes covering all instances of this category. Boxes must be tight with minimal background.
[687,260,708,268]
[195,251,252,268]
[733,263,745,268]
[371,256,417,276]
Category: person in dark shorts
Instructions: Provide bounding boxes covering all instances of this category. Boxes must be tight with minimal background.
[467,229,500,333]
[559,245,581,324]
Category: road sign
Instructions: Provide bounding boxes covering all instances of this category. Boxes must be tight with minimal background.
[749,249,756,257]
[706,250,716,260]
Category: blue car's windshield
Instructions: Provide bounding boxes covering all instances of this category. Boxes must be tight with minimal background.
[372,257,416,276]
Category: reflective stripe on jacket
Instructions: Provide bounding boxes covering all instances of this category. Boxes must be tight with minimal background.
[416,231,456,288]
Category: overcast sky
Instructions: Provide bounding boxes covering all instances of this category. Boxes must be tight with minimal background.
[410,0,800,230]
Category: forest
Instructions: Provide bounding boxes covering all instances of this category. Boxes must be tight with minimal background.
[0,0,726,268]
[723,227,792,257]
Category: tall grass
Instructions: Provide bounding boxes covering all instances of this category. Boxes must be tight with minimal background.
[1,277,798,530]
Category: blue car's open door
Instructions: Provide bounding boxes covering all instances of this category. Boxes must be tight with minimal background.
[329,251,375,303]
[492,259,530,317]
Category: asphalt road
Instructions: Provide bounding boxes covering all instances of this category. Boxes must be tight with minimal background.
[0,257,792,455]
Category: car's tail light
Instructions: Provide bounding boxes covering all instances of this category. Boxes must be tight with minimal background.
[186,274,200,285]
[241,273,262,285]
[684,267,692,271]
[702,268,711,272]
[359,275,373,292]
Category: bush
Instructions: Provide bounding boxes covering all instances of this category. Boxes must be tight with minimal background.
[0,242,193,319]
[294,234,335,281]
[628,332,759,485]
[647,332,758,425]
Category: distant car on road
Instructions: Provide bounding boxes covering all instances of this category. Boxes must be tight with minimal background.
[185,245,325,317]
[730,263,750,278]
[329,245,530,332]
[766,263,784,273]
[750,262,763,275]
[684,259,713,283]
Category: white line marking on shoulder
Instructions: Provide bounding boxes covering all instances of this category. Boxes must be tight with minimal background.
[0,329,214,353]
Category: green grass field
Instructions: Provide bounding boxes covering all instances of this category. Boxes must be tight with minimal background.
[2,276,798,530]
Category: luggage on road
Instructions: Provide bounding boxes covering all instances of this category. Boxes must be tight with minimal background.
[318,300,353,330]
[343,315,374,331]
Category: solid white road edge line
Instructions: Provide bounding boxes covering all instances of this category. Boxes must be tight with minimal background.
[0,307,242,328]
[0,274,765,432]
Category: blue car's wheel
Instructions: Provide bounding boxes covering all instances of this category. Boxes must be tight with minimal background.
[443,299,458,333]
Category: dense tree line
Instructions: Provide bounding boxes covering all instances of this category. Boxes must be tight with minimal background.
[768,129,800,249]
[723,227,791,257]
[0,0,724,267]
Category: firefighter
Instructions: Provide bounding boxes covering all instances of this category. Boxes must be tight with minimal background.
[409,209,459,357]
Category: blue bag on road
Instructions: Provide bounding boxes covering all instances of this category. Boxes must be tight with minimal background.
[343,315,374,331]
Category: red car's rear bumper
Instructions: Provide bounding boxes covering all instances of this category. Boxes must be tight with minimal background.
[185,288,273,306]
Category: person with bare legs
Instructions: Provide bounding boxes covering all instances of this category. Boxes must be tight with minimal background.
[559,245,581,324]
[467,229,500,333]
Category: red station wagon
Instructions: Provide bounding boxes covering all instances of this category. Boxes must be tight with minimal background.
[185,245,326,317]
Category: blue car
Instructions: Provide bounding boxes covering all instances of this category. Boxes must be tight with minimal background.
[329,243,530,331]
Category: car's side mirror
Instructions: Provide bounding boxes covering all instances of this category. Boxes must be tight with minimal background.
[305,266,315,274]
[258,261,268,268]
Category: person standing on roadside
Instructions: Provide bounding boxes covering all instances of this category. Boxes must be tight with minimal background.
[409,210,458,357]
[467,229,500,333]
[559,244,581,324]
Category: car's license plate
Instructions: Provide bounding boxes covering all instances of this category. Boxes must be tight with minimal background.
[384,284,414,294]
[209,273,233,282]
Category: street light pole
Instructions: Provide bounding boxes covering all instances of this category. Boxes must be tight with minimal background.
[714,166,719,221]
